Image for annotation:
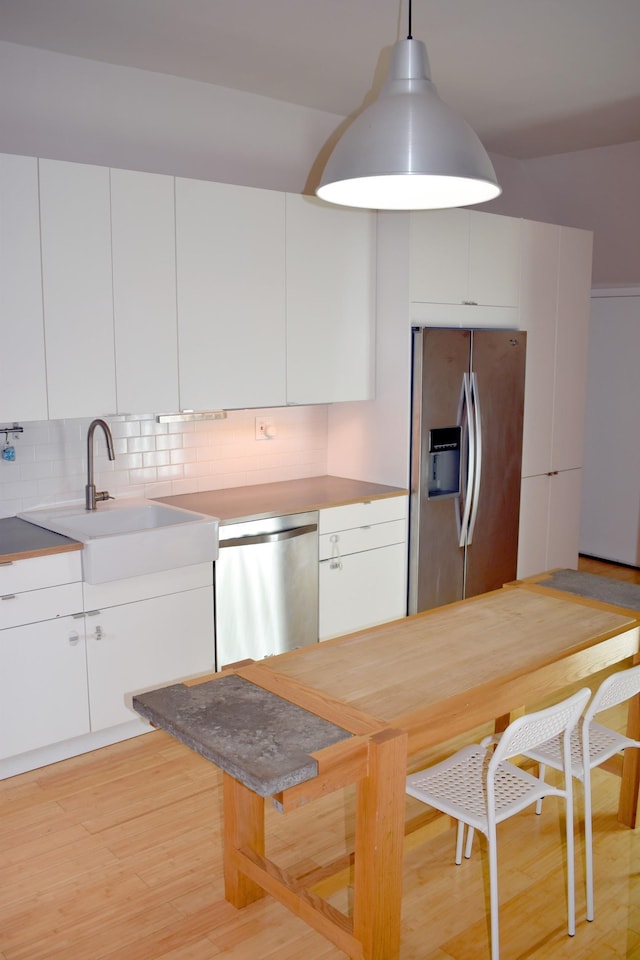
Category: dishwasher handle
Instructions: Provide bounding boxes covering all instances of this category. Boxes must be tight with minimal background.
[219,523,317,549]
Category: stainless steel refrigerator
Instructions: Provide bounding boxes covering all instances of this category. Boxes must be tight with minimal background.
[408,326,526,613]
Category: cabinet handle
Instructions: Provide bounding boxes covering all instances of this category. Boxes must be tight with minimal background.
[1,594,16,601]
[329,534,343,570]
[68,631,81,646]
[0,560,14,567]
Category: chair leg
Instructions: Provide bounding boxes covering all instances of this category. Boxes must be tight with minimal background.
[487,823,500,960]
[535,762,547,814]
[465,825,475,859]
[565,776,577,937]
[455,821,465,865]
[583,773,594,921]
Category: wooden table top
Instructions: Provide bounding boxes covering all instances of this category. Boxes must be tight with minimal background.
[246,584,640,753]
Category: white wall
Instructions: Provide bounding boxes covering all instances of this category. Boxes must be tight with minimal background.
[0,41,341,194]
[487,142,640,288]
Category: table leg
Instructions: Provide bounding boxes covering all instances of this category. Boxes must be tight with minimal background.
[619,691,640,828]
[353,727,408,960]
[222,772,267,906]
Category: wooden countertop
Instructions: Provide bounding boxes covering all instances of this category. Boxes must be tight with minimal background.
[156,475,407,524]
[0,516,81,563]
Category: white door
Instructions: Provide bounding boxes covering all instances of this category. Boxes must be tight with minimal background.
[286,194,375,404]
[39,159,116,419]
[580,293,640,565]
[0,617,90,759]
[111,168,179,415]
[86,588,214,731]
[0,154,48,421]
[176,178,286,410]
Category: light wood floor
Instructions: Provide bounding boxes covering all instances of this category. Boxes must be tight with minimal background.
[1,559,639,960]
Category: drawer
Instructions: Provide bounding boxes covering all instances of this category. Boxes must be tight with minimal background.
[0,582,83,630]
[319,496,408,535]
[319,519,406,560]
[0,551,82,594]
[83,561,213,610]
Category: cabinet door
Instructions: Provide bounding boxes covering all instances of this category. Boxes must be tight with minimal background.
[319,542,407,641]
[286,195,375,404]
[410,209,469,304]
[517,474,550,579]
[111,168,179,415]
[86,587,214,731]
[517,469,582,579]
[0,616,90,758]
[0,154,48,422]
[551,226,593,473]
[468,211,521,308]
[39,159,116,419]
[546,468,583,571]
[176,178,286,410]
[519,220,560,477]
[410,209,520,309]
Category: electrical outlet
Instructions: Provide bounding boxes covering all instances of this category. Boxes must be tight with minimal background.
[255,417,275,440]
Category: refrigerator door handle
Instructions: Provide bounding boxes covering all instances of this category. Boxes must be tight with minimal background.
[467,371,483,545]
[458,372,475,548]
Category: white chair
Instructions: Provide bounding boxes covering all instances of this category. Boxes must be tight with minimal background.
[524,663,640,922]
[406,687,591,960]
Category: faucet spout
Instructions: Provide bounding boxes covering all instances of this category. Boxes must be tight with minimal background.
[85,418,116,511]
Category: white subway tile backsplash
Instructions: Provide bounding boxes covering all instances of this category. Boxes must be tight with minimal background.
[0,408,329,515]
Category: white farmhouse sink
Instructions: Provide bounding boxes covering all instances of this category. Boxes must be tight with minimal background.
[19,498,219,584]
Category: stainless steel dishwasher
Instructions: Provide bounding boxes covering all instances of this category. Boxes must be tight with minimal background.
[214,511,318,669]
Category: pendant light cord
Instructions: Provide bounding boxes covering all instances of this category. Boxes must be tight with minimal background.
[407,0,412,39]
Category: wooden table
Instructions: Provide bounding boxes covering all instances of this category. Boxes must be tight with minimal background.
[136,581,640,960]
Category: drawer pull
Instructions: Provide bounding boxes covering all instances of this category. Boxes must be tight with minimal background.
[329,534,343,570]
[1,594,16,601]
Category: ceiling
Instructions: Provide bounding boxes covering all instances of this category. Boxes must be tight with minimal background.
[2,0,640,159]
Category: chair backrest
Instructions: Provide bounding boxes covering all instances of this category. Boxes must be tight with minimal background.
[491,687,592,768]
[586,663,640,722]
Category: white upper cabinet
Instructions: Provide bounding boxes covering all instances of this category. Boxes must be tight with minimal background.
[551,226,593,473]
[519,220,593,478]
[39,159,117,419]
[285,195,376,405]
[517,220,593,579]
[409,208,521,310]
[176,178,286,411]
[519,219,560,478]
[110,168,179,415]
[0,154,48,422]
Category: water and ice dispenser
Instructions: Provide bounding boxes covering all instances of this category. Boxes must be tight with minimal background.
[427,426,461,499]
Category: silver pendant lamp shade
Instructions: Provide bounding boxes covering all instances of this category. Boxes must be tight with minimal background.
[316,37,501,210]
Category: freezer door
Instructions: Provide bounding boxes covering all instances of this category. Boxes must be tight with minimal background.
[409,328,470,612]
[464,329,526,598]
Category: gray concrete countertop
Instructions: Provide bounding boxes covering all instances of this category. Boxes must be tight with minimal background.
[133,673,351,797]
[156,474,407,524]
[0,516,82,563]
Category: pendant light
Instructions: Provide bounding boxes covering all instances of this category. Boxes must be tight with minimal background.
[316,1,501,210]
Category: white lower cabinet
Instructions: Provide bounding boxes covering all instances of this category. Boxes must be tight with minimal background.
[0,551,86,760]
[517,469,583,578]
[0,554,214,771]
[86,585,213,731]
[0,615,90,759]
[318,497,408,641]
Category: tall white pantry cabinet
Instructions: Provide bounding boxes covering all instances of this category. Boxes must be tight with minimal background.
[406,210,593,580]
